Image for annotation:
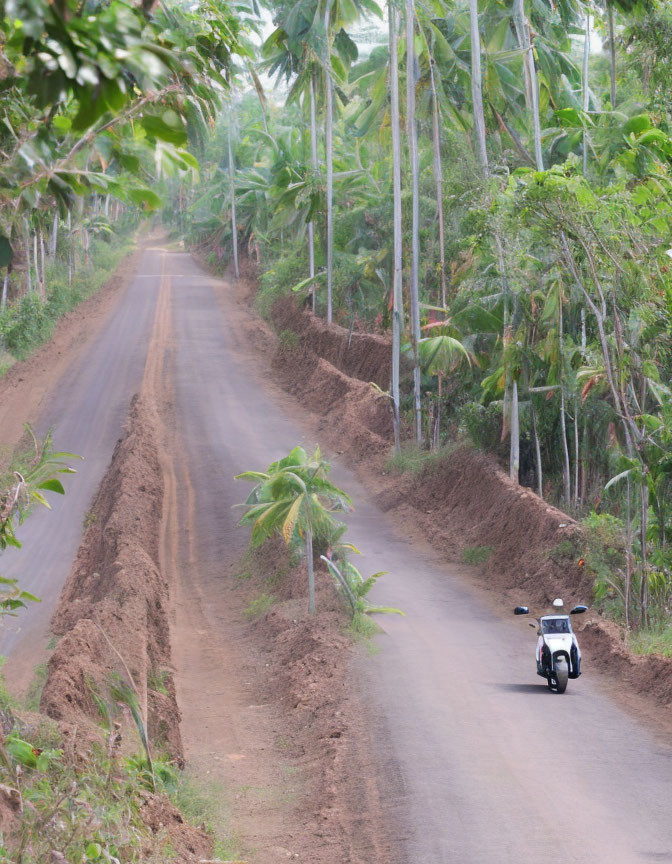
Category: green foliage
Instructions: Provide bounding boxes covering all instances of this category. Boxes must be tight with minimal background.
[462,545,493,565]
[629,626,672,659]
[257,247,310,319]
[244,593,276,618]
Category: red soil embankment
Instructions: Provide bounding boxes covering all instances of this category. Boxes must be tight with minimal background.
[41,396,182,759]
[271,295,394,388]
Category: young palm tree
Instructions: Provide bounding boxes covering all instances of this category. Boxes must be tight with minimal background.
[236,446,352,614]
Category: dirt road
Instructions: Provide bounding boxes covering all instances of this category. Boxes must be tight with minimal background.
[2,241,672,862]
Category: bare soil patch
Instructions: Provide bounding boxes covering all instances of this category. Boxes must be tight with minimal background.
[228,540,392,862]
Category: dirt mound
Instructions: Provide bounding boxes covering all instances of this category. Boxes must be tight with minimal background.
[41,395,183,760]
[272,296,394,388]
[273,346,392,463]
[241,542,392,862]
[400,447,590,605]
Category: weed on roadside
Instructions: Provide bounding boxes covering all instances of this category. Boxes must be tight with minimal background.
[385,442,458,475]
[244,593,275,618]
[629,627,672,658]
[24,662,48,711]
[462,545,493,565]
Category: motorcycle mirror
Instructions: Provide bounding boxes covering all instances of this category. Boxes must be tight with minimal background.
[514,606,529,615]
[570,605,588,615]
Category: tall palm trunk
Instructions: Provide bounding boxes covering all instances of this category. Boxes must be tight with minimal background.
[306,526,315,615]
[510,379,520,481]
[607,3,617,108]
[429,62,447,307]
[228,103,239,280]
[513,0,543,171]
[50,212,58,258]
[308,73,319,313]
[67,209,73,288]
[559,302,571,505]
[640,481,649,628]
[531,401,543,498]
[582,14,590,174]
[406,0,422,444]
[389,5,404,453]
[324,7,334,325]
[40,229,46,294]
[24,219,32,294]
[469,0,488,175]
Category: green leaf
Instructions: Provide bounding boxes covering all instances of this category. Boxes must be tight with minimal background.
[141,115,187,146]
[37,478,65,495]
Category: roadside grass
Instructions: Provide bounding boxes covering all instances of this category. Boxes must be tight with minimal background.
[0,232,136,376]
[385,441,458,475]
[462,545,493,565]
[171,771,245,861]
[244,592,275,619]
[24,662,48,711]
[629,627,672,659]
[148,667,170,695]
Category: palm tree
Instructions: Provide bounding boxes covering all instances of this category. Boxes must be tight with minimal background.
[236,445,352,615]
[469,0,488,175]
[418,326,472,449]
[227,97,240,280]
[406,0,422,443]
[389,1,404,453]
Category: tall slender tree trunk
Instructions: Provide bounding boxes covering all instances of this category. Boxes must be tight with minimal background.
[308,73,318,313]
[582,14,590,174]
[559,303,571,505]
[324,7,334,325]
[625,476,632,629]
[406,0,422,445]
[531,401,543,498]
[510,378,520,482]
[67,209,73,288]
[573,397,580,508]
[469,0,488,175]
[50,213,58,259]
[429,62,447,307]
[1,272,8,313]
[433,372,443,451]
[389,5,404,454]
[40,230,46,294]
[104,194,110,218]
[640,481,649,628]
[228,104,239,280]
[513,0,543,171]
[607,3,617,108]
[306,527,315,615]
[24,219,33,294]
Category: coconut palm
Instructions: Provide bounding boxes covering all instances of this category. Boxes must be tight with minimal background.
[236,445,352,614]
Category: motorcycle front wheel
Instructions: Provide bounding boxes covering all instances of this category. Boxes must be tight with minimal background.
[554,658,569,694]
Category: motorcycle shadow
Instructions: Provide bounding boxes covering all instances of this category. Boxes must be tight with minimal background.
[492,683,576,695]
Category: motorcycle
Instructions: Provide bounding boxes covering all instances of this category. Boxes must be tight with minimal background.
[514,599,588,693]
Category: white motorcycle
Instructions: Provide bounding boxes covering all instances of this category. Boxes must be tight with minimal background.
[514,599,587,693]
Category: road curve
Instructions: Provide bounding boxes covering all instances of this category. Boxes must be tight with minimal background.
[2,244,672,862]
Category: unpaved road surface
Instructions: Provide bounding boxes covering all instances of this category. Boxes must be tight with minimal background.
[2,240,672,862]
